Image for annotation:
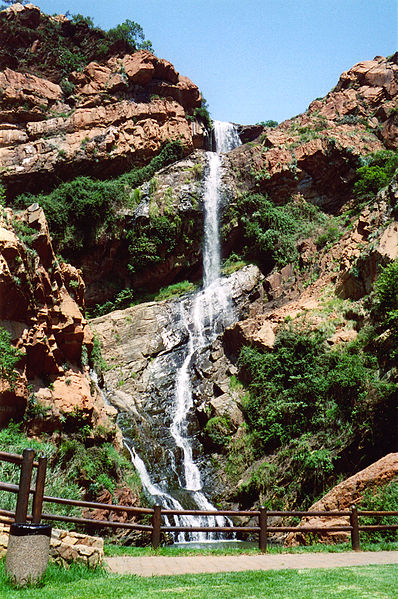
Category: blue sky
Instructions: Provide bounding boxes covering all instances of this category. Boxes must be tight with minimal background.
[35,0,397,125]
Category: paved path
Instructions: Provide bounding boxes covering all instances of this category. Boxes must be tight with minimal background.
[105,551,398,577]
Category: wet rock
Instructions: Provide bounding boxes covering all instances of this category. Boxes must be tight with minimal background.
[91,265,263,500]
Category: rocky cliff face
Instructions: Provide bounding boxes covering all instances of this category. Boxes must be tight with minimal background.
[82,150,207,307]
[91,265,263,498]
[0,203,117,436]
[225,54,398,211]
[0,4,397,529]
[0,4,205,197]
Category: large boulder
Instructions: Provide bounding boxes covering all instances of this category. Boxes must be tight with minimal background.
[285,453,398,546]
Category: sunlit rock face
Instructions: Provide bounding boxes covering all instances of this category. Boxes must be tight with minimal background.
[226,55,398,211]
[0,205,116,434]
[0,4,205,196]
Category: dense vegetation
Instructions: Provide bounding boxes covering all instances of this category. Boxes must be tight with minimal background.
[354,150,398,199]
[0,422,142,520]
[0,5,152,93]
[13,141,185,260]
[239,326,392,452]
[223,192,341,270]
[223,258,398,509]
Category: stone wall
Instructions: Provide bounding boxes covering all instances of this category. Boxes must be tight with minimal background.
[0,523,103,567]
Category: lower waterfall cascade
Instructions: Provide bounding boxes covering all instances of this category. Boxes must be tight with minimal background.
[118,121,242,542]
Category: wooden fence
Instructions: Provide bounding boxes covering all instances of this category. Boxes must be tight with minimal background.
[0,449,397,552]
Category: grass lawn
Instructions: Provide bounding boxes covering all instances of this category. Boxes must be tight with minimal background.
[0,561,397,599]
[103,540,398,556]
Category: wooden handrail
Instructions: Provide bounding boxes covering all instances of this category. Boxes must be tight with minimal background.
[0,451,40,467]
[1,448,397,552]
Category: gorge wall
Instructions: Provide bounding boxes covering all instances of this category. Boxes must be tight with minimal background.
[0,2,397,536]
[0,3,206,198]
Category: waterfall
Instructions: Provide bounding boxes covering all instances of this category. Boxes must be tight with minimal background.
[124,121,242,542]
[213,120,242,154]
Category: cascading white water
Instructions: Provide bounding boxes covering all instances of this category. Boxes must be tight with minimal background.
[122,121,242,542]
[213,120,242,154]
[167,121,242,540]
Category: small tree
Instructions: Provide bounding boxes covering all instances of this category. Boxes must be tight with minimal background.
[107,19,153,52]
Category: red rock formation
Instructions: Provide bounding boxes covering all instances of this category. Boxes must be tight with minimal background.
[227,54,398,209]
[285,453,398,546]
[0,6,204,196]
[0,203,115,432]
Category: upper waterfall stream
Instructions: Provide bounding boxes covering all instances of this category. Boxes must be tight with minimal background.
[118,121,242,541]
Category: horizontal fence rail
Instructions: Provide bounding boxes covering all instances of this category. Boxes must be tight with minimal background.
[1,450,397,551]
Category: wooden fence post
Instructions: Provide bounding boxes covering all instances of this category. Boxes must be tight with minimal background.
[32,456,47,524]
[14,449,35,523]
[350,504,360,551]
[151,504,162,549]
[259,506,268,553]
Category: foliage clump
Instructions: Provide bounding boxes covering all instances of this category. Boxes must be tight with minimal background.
[359,479,398,542]
[239,325,392,451]
[186,97,213,130]
[354,150,398,199]
[232,318,396,507]
[224,193,341,269]
[0,327,22,387]
[0,6,152,87]
[370,258,398,363]
[107,19,153,52]
[0,422,142,521]
[13,141,184,259]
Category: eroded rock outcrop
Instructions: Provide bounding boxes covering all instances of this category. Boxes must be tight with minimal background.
[0,204,116,433]
[227,54,398,210]
[0,5,205,196]
[224,176,398,357]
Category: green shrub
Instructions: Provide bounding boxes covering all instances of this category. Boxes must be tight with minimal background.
[238,324,394,451]
[70,13,95,28]
[354,150,398,198]
[92,289,135,317]
[13,141,184,259]
[0,422,139,514]
[224,193,339,269]
[193,97,212,130]
[371,258,398,361]
[204,416,234,448]
[154,280,197,301]
[89,335,107,374]
[0,327,22,387]
[107,19,153,52]
[257,120,279,128]
[0,423,82,518]
[127,213,184,273]
[0,183,6,207]
[359,480,398,542]
[57,439,130,498]
[373,258,398,315]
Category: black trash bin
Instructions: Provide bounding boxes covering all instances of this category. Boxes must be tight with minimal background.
[6,523,52,586]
